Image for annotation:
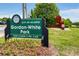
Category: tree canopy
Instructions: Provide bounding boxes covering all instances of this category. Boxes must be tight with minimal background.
[63,18,72,28]
[31,3,60,26]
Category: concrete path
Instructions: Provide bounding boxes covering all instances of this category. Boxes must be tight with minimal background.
[52,28,71,31]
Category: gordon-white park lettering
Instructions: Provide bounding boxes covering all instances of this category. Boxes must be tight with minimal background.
[11,25,41,30]
[20,30,29,34]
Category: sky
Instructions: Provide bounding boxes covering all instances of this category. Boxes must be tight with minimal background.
[57,3,79,22]
[0,3,79,22]
[0,3,35,18]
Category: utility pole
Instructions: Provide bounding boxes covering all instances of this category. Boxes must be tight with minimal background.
[22,3,27,19]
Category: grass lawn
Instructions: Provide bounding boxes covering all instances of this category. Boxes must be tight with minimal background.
[49,28,79,55]
[0,37,5,43]
[0,28,79,56]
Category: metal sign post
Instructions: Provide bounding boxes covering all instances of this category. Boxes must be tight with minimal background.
[41,17,48,47]
[5,19,10,41]
[22,3,27,19]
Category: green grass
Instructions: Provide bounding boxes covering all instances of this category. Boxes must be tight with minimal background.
[0,37,5,43]
[49,28,79,55]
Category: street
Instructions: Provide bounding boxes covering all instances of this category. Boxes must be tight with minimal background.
[0,25,6,37]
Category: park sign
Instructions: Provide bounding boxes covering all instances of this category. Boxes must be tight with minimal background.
[5,14,48,47]
[9,16,42,38]
[10,18,42,38]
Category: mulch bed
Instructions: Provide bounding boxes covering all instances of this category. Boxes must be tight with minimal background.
[0,41,58,56]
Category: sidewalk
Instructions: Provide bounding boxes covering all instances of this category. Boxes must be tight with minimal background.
[51,28,71,31]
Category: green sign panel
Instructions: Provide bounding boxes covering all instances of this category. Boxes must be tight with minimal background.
[9,18,42,38]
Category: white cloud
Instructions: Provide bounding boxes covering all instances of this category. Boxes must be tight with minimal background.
[60,9,79,14]
[60,9,79,22]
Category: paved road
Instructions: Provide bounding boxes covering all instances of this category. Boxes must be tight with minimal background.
[0,25,6,37]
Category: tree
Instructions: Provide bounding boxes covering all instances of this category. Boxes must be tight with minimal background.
[64,18,72,28]
[2,17,8,22]
[73,22,79,25]
[31,3,59,26]
[0,18,3,21]
[72,22,79,28]
[31,9,36,18]
[0,17,9,22]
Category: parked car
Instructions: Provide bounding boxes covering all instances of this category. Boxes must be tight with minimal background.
[0,21,6,25]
